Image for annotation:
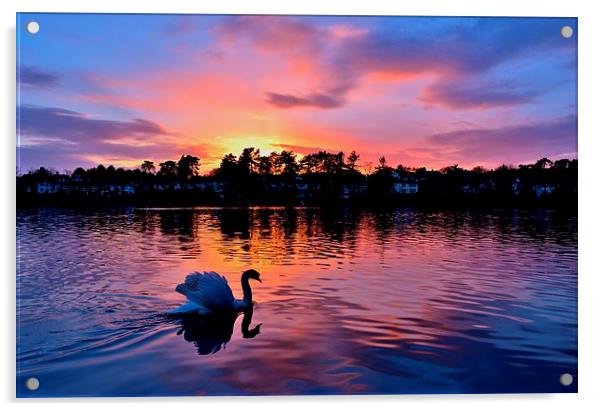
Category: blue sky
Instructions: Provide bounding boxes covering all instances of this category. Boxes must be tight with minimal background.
[17,14,577,173]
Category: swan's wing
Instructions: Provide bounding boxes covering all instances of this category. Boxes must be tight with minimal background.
[175,271,235,312]
[167,301,203,315]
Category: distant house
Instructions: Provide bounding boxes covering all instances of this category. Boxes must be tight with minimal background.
[511,178,522,195]
[269,182,286,191]
[195,181,224,193]
[392,176,419,194]
[153,183,169,191]
[463,181,492,194]
[295,182,309,195]
[340,184,368,199]
[36,182,61,194]
[477,180,495,193]
[533,184,556,198]
[97,184,137,196]
[108,185,122,194]
[393,182,418,194]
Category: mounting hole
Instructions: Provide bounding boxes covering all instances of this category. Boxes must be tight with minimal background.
[25,377,40,390]
[559,373,573,386]
[560,25,573,39]
[26,21,40,34]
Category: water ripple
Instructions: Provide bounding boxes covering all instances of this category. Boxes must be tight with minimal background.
[17,207,577,396]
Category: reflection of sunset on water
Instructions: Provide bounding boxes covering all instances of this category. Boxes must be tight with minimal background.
[16,207,575,395]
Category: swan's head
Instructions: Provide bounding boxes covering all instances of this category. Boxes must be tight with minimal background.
[243,269,262,283]
[243,323,262,339]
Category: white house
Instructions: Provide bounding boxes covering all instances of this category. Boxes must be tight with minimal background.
[393,180,419,194]
[36,182,61,194]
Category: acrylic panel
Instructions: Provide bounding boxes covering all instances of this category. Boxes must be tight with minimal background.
[16,13,578,397]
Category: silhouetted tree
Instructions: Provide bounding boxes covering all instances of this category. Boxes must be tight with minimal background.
[159,160,178,177]
[16,149,578,208]
[552,159,570,170]
[369,156,394,195]
[258,155,274,176]
[395,165,411,177]
[534,158,553,170]
[376,156,389,171]
[238,148,260,176]
[300,153,320,174]
[275,151,299,178]
[218,154,238,180]
[330,152,346,174]
[141,160,155,174]
[177,155,200,180]
[347,150,360,171]
[72,167,86,182]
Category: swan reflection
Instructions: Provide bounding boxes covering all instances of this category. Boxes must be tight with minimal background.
[176,307,261,355]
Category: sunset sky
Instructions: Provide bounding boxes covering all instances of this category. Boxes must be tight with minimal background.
[17,14,577,174]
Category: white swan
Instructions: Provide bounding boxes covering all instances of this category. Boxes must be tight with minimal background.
[168,269,262,315]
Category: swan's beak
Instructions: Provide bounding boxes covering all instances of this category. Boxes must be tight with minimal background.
[257,278,262,283]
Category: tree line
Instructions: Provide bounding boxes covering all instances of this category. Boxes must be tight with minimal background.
[17,148,577,207]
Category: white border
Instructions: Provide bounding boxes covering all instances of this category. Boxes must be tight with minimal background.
[3,1,601,410]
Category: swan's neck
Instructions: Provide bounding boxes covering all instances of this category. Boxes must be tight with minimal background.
[241,276,253,304]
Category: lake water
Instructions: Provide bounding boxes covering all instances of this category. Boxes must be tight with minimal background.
[16,207,577,396]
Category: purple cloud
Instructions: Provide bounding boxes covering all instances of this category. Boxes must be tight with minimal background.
[221,17,575,111]
[18,105,171,144]
[215,16,323,53]
[17,105,183,170]
[266,83,354,109]
[420,80,539,110]
[426,115,577,163]
[18,66,60,88]
[340,19,573,78]
[266,92,344,109]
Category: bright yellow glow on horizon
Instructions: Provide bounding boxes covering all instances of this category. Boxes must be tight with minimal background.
[216,135,285,157]
[81,155,144,169]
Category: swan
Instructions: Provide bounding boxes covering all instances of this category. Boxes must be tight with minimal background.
[167,269,262,315]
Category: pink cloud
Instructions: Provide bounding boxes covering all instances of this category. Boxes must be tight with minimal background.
[214,16,324,54]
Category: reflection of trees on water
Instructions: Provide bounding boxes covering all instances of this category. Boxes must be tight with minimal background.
[217,208,252,239]
[131,209,156,236]
[212,208,366,264]
[158,210,196,239]
[156,210,208,256]
[116,207,576,265]
[202,207,575,264]
[130,209,199,241]
[128,210,206,257]
[407,209,577,248]
[215,208,298,264]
